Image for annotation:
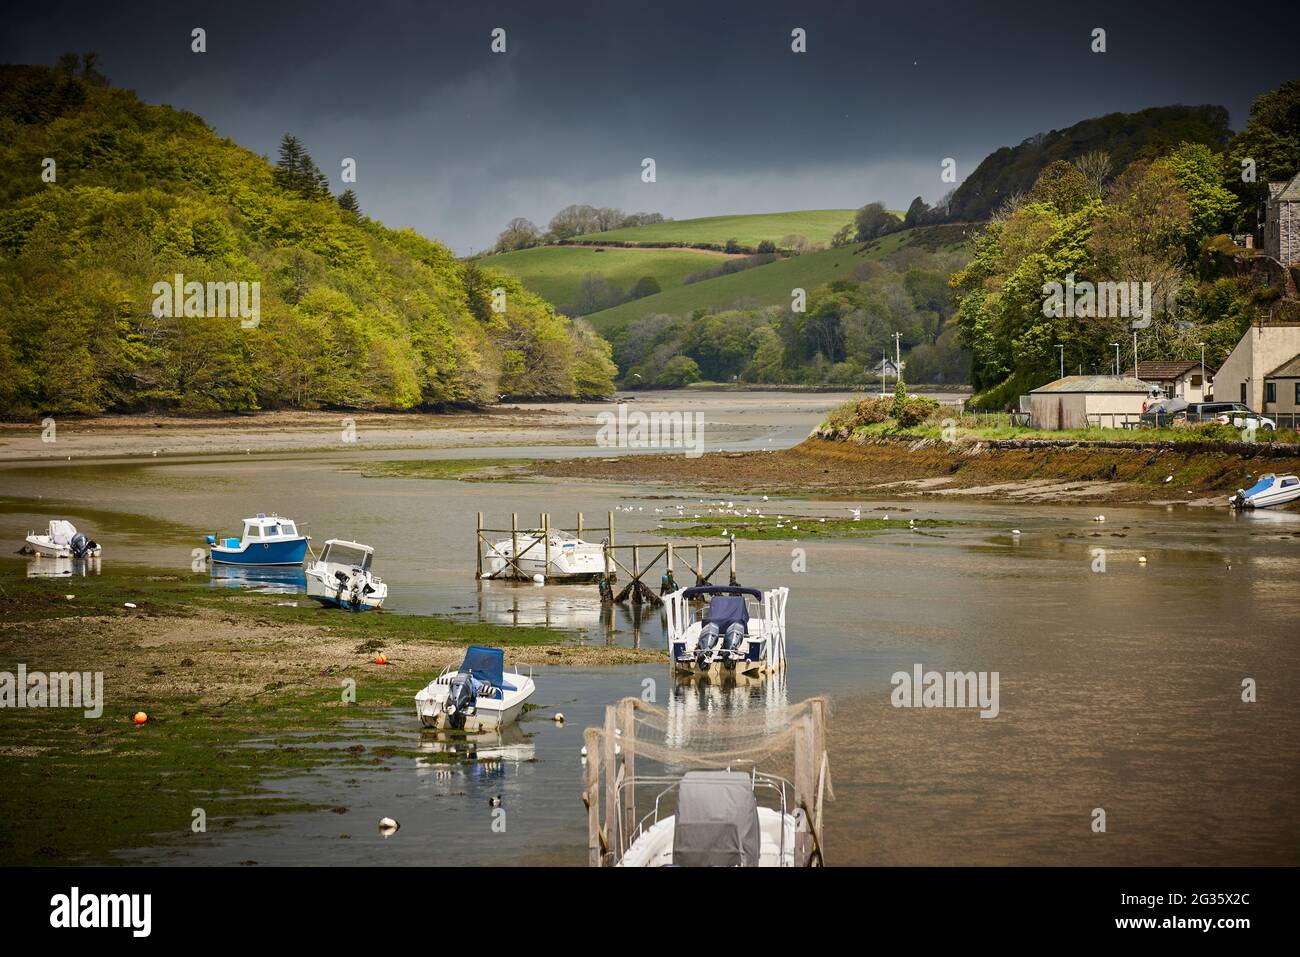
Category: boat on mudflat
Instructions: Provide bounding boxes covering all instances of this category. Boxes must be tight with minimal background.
[1230,474,1300,509]
[205,513,308,566]
[305,539,387,610]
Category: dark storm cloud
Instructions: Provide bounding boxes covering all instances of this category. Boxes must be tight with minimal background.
[2,0,1289,252]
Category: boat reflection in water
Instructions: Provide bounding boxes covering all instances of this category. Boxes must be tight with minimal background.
[664,670,790,749]
[26,555,102,578]
[475,582,665,647]
[416,725,536,782]
[208,563,306,594]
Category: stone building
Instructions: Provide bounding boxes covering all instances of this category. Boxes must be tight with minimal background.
[1263,172,1300,267]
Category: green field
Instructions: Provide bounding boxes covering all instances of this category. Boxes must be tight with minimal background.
[479,244,730,309]
[573,209,857,248]
[585,230,919,334]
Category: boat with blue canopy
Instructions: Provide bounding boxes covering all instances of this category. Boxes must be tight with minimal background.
[414,646,536,731]
[205,513,309,566]
[664,584,788,679]
[1230,473,1300,509]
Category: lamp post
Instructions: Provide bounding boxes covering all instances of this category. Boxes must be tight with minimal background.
[1132,331,1139,380]
[1110,343,1120,377]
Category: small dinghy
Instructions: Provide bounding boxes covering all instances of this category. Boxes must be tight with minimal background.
[205,513,308,566]
[1230,474,1300,509]
[483,529,606,581]
[665,585,788,679]
[415,646,535,731]
[25,520,101,559]
[305,539,387,610]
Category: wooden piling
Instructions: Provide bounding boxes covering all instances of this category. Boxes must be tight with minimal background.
[510,513,519,581]
[729,536,737,585]
[475,512,483,578]
[584,727,602,866]
[542,512,550,582]
[620,698,636,845]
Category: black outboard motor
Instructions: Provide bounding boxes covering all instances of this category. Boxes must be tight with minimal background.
[69,533,90,559]
[443,672,478,730]
[695,623,720,670]
[720,622,746,669]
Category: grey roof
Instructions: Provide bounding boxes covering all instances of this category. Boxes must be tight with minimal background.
[1265,353,1300,378]
[1276,173,1300,202]
[1030,375,1153,394]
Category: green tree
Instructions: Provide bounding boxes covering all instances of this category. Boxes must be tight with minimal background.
[337,189,361,215]
[656,354,701,387]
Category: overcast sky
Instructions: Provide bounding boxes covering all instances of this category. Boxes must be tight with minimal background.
[3,0,1291,253]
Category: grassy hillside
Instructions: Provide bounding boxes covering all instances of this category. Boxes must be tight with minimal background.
[477,244,731,312]
[586,228,958,335]
[0,63,616,414]
[572,209,856,248]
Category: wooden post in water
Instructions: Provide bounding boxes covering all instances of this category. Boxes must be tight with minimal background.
[603,704,619,858]
[510,513,519,582]
[620,698,636,845]
[729,535,738,585]
[475,512,483,579]
[607,510,616,582]
[542,513,551,581]
[695,543,703,584]
[584,727,602,866]
[631,545,641,603]
[576,512,583,539]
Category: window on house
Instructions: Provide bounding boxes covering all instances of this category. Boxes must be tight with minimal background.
[1191,374,1202,388]
[1265,382,1276,404]
[1295,382,1300,406]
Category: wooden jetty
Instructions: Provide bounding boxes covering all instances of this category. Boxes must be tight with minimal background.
[476,512,738,604]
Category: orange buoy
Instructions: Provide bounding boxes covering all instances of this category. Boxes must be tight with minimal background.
[133,711,148,725]
[374,653,387,665]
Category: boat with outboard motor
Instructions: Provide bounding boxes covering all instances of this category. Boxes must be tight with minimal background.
[25,520,101,559]
[664,585,788,679]
[305,539,387,610]
[414,646,535,731]
[205,513,308,566]
[1230,473,1300,509]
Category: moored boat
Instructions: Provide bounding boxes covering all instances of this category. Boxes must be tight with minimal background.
[1230,473,1300,509]
[205,513,308,566]
[415,646,535,731]
[25,520,101,559]
[482,528,606,581]
[305,539,386,610]
[665,585,788,679]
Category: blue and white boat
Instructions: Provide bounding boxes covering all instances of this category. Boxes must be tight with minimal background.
[1230,474,1300,509]
[206,513,309,566]
[414,647,535,731]
[664,585,788,679]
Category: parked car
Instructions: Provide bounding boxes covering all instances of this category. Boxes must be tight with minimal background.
[1216,411,1276,432]
[1184,401,1252,424]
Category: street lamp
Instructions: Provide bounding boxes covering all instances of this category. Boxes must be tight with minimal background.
[1110,343,1120,377]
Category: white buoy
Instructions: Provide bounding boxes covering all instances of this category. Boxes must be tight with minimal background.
[532,573,545,584]
[553,713,565,724]
[378,817,399,835]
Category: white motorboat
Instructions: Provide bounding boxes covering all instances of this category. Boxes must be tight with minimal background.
[582,696,830,867]
[305,539,387,610]
[415,647,535,731]
[25,520,101,559]
[482,528,606,581]
[619,770,810,867]
[664,585,788,679]
[1230,473,1300,509]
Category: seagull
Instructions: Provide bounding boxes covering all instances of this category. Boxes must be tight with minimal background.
[847,508,861,520]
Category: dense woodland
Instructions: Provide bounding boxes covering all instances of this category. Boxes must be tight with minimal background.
[0,61,616,415]
[953,80,1300,408]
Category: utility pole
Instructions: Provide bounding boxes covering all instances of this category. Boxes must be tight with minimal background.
[893,332,902,381]
[1132,331,1139,380]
